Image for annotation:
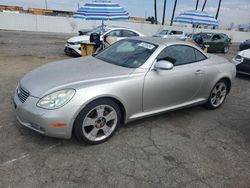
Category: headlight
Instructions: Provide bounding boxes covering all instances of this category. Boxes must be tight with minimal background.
[37,89,75,109]
[233,55,243,63]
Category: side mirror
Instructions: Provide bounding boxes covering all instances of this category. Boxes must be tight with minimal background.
[154,60,174,70]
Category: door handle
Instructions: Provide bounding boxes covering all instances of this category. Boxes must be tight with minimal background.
[195,69,202,75]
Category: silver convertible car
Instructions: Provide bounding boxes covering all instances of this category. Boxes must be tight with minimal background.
[13,37,236,144]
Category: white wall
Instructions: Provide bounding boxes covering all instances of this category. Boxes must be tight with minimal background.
[0,12,249,42]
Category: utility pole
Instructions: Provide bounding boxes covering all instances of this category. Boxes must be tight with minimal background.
[215,0,222,19]
[202,0,207,11]
[154,0,157,24]
[45,0,48,9]
[170,0,178,26]
[162,0,167,25]
[195,0,199,10]
[213,0,221,29]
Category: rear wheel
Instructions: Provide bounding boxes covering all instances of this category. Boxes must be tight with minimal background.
[205,80,228,109]
[74,99,121,144]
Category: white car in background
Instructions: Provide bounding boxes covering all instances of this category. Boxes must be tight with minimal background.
[153,29,186,39]
[65,26,144,56]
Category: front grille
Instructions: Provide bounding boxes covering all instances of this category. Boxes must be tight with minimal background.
[17,86,30,103]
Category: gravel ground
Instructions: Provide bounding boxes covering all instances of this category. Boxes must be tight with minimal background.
[0,30,249,188]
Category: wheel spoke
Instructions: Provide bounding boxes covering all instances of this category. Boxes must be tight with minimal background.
[218,84,224,91]
[221,90,226,97]
[96,107,105,117]
[102,125,111,136]
[105,111,116,122]
[211,96,217,104]
[83,117,96,127]
[87,127,99,140]
[215,98,221,106]
[212,88,217,94]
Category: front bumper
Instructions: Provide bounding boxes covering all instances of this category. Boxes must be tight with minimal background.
[64,43,81,56]
[13,91,79,139]
[232,59,250,76]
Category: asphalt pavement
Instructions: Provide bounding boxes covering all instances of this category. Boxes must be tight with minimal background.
[0,30,249,188]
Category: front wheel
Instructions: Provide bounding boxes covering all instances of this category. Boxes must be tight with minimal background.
[223,45,229,53]
[205,80,228,109]
[74,99,121,145]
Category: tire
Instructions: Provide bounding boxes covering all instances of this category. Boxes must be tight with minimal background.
[74,99,121,145]
[205,80,228,110]
[223,45,229,53]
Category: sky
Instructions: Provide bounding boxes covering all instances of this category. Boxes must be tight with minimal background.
[1,0,250,28]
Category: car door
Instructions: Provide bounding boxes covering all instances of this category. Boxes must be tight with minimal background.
[143,45,206,111]
[209,34,224,52]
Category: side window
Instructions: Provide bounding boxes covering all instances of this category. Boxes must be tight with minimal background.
[194,49,207,61]
[169,30,175,35]
[175,31,183,35]
[106,30,122,37]
[122,30,139,37]
[169,30,183,35]
[212,34,221,40]
[157,45,196,66]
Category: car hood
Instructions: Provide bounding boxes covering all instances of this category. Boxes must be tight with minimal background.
[68,35,90,43]
[238,49,250,58]
[20,57,134,97]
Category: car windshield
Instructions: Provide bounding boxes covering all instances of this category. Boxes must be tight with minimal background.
[95,39,158,68]
[87,26,110,35]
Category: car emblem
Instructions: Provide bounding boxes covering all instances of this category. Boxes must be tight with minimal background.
[17,88,20,94]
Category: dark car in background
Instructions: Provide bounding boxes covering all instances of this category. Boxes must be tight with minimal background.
[232,49,250,75]
[239,39,250,51]
[193,32,232,53]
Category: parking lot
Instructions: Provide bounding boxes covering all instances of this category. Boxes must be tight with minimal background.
[0,30,249,188]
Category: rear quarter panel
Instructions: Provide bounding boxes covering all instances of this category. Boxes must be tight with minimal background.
[201,54,236,98]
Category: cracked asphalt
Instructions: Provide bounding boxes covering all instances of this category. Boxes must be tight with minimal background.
[0,30,250,188]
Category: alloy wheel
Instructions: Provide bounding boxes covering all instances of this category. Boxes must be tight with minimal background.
[210,82,227,108]
[82,105,118,142]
